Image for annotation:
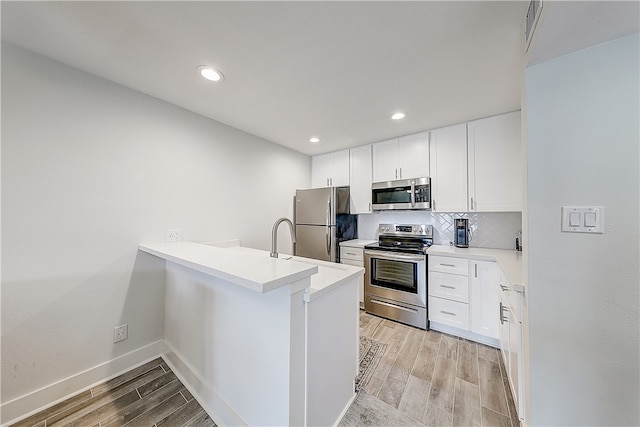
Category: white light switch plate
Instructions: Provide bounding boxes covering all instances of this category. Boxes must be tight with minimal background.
[561,206,604,233]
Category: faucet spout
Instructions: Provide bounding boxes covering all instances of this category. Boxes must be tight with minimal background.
[271,217,296,258]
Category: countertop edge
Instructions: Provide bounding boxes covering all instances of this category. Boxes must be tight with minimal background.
[339,239,377,248]
[303,266,364,302]
[139,242,317,293]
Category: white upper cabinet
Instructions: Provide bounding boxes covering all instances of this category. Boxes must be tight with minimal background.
[371,138,399,182]
[429,123,468,212]
[398,132,430,180]
[311,149,350,188]
[372,131,429,182]
[349,144,373,214]
[468,111,522,212]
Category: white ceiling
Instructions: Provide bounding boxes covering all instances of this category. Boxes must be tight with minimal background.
[2,1,638,156]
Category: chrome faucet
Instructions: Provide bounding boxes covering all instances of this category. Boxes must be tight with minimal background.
[270,217,296,258]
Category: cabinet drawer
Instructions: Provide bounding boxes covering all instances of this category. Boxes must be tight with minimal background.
[429,255,469,275]
[428,271,469,302]
[340,246,364,262]
[429,296,470,330]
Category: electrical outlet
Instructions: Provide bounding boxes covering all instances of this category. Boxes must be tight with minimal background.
[166,228,182,242]
[114,324,128,343]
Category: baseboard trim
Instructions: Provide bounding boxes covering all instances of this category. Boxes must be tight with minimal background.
[1,340,163,426]
[161,340,247,427]
[429,322,500,348]
[334,389,357,427]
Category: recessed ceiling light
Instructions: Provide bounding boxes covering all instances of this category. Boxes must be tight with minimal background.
[390,112,407,120]
[197,65,224,82]
[309,137,320,144]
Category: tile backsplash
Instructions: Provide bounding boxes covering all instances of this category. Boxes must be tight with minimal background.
[357,211,522,250]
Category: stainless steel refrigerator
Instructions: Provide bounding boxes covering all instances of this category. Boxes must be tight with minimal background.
[294,187,357,262]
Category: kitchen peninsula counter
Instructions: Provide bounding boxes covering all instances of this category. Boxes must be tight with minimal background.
[427,245,524,291]
[138,241,361,427]
[138,241,318,293]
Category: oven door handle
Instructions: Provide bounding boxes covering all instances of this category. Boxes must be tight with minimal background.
[365,250,425,263]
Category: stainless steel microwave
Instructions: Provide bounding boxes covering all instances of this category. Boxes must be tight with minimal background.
[371,177,431,211]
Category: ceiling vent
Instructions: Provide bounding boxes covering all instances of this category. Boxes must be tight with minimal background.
[525,0,543,52]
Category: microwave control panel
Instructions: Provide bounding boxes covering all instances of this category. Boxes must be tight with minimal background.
[414,185,430,203]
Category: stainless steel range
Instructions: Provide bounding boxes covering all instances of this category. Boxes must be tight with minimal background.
[364,224,433,329]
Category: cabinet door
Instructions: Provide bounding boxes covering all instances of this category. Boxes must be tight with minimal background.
[470,260,499,339]
[468,111,522,212]
[349,145,372,213]
[311,154,332,188]
[330,149,350,187]
[341,257,364,306]
[311,150,350,188]
[430,123,468,212]
[398,131,429,179]
[372,138,399,182]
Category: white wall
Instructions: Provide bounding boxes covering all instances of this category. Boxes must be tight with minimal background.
[1,43,310,414]
[526,33,639,426]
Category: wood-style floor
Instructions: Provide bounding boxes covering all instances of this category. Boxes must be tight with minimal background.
[10,358,215,427]
[11,312,518,427]
[359,311,520,427]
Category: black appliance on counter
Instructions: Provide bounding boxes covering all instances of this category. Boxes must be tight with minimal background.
[364,224,433,329]
[454,218,470,248]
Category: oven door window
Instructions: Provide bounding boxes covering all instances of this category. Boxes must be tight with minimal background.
[371,258,417,294]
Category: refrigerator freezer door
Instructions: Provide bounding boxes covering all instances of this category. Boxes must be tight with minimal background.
[295,224,336,262]
[295,187,334,226]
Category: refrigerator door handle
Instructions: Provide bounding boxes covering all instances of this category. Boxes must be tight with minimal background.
[326,198,331,228]
[326,226,331,256]
[326,198,331,256]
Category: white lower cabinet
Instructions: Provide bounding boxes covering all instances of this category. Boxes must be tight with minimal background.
[339,241,375,308]
[428,296,470,329]
[429,256,499,346]
[470,260,499,339]
[428,256,469,330]
[427,249,524,421]
[498,268,525,421]
[429,271,469,302]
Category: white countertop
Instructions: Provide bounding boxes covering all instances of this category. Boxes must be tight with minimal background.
[217,246,363,302]
[139,242,363,301]
[339,239,377,248]
[427,245,524,291]
[139,241,317,294]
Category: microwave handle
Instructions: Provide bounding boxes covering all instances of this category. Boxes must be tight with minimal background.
[410,181,416,208]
